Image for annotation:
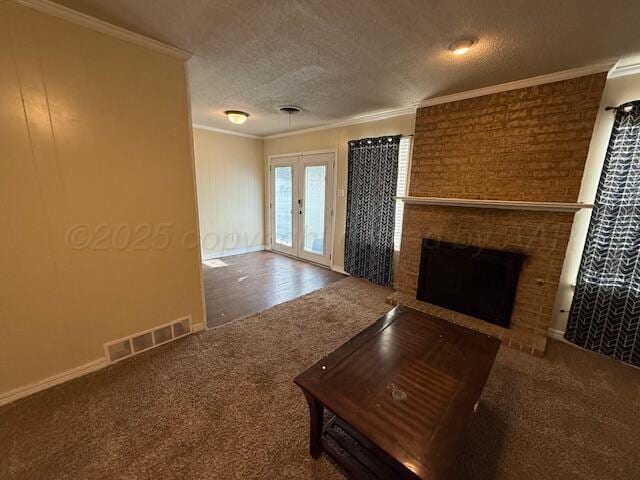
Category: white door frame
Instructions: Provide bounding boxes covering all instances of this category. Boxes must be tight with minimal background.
[267,149,337,269]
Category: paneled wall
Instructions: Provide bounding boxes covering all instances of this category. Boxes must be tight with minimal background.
[193,128,265,258]
[0,2,204,395]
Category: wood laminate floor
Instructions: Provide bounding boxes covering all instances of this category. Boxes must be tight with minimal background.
[202,251,345,328]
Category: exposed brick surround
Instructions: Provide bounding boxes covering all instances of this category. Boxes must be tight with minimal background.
[395,73,606,355]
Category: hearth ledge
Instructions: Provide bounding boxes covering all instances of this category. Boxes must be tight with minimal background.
[386,291,547,357]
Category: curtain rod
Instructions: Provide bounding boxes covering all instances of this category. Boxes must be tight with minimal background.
[605,102,635,113]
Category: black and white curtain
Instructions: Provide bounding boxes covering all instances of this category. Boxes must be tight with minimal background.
[565,101,640,367]
[344,136,401,286]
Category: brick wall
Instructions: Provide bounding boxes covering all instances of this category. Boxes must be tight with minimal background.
[395,73,606,355]
[411,74,606,202]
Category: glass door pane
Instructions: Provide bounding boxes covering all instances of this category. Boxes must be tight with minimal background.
[303,165,326,255]
[274,166,293,247]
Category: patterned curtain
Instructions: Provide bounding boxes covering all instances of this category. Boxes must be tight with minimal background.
[344,136,401,286]
[565,101,640,367]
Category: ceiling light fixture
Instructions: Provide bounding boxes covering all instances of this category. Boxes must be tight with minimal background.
[449,38,476,56]
[224,110,249,125]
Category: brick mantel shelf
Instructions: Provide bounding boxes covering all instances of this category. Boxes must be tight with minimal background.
[396,196,594,213]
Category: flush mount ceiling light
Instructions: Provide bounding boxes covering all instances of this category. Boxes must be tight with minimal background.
[449,38,477,56]
[224,110,249,125]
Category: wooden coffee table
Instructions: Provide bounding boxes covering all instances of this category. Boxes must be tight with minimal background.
[294,305,501,479]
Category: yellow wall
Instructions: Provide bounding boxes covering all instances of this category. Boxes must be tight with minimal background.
[264,115,415,270]
[193,128,265,257]
[0,2,204,395]
[552,72,640,333]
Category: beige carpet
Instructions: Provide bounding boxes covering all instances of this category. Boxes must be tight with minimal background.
[1,278,638,479]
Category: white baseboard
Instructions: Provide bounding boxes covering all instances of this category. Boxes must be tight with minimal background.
[331,265,349,275]
[202,245,265,261]
[1,317,205,407]
[547,328,567,341]
[0,357,109,407]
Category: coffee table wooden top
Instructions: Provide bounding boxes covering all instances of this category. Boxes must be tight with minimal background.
[294,305,501,479]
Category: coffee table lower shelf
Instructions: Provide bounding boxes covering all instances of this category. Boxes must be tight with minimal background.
[321,415,417,480]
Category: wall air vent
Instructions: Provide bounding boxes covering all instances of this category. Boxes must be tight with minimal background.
[107,339,132,362]
[131,332,153,352]
[104,316,193,363]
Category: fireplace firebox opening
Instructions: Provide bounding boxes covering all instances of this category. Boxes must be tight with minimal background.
[416,238,524,328]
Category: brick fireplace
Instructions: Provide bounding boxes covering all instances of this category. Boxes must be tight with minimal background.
[392,73,607,356]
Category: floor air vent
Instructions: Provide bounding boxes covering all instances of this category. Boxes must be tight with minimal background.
[104,316,193,363]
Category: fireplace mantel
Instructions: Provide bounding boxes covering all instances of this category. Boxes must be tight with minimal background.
[396,196,593,213]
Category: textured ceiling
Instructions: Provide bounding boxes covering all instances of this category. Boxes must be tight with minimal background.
[53,0,640,136]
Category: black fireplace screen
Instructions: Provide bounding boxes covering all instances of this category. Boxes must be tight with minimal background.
[417,239,524,328]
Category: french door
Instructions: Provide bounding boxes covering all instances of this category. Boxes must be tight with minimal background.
[269,151,334,266]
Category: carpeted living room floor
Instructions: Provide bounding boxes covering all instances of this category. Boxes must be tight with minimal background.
[1,277,639,479]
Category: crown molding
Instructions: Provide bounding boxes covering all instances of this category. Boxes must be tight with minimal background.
[194,105,418,141]
[419,61,616,108]
[607,57,640,79]
[261,63,619,140]
[192,124,263,139]
[195,61,622,140]
[263,105,418,140]
[14,0,191,60]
